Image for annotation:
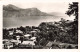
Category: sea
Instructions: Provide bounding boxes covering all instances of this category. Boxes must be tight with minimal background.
[3,16,74,29]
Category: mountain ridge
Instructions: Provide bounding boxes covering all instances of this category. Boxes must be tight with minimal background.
[3,4,52,17]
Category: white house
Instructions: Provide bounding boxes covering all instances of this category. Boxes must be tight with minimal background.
[9,31,13,35]
[30,31,36,33]
[21,41,35,45]
[4,40,13,49]
[30,37,37,42]
[10,39,21,45]
[24,34,31,39]
[16,30,23,33]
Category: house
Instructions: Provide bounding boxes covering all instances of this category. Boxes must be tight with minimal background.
[16,30,23,33]
[33,29,39,31]
[21,40,35,45]
[3,39,9,43]
[30,37,37,42]
[18,39,35,48]
[10,39,21,47]
[9,31,13,35]
[24,34,31,40]
[30,31,36,33]
[33,29,40,32]
[3,40,13,49]
[30,31,37,36]
[16,36,20,40]
[11,36,21,45]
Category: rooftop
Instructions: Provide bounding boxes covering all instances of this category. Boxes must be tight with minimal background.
[30,37,36,40]
[24,34,31,37]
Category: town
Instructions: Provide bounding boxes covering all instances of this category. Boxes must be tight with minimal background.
[3,18,78,49]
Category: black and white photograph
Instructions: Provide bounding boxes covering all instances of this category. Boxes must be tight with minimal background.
[3,1,78,49]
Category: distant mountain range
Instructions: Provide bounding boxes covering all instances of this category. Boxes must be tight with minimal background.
[3,4,52,17]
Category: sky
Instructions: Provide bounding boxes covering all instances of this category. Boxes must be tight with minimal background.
[3,2,70,13]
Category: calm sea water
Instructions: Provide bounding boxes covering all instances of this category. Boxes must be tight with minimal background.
[3,16,74,28]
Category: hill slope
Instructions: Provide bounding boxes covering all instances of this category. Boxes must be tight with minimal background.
[3,4,52,17]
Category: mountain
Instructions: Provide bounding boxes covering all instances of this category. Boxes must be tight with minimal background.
[3,4,21,11]
[3,4,52,17]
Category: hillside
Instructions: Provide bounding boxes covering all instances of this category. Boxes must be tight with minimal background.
[3,4,52,17]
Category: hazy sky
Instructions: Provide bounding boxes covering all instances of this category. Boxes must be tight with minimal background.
[3,2,70,13]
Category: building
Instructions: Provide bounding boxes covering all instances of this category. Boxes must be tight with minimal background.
[24,34,31,40]
[9,31,13,35]
[30,37,37,42]
[16,30,23,33]
[3,40,13,49]
[30,31,37,36]
[21,41,35,45]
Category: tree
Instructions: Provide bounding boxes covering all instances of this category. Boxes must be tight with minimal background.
[65,2,78,44]
[66,2,78,35]
[66,2,78,20]
[18,26,26,34]
[3,28,9,39]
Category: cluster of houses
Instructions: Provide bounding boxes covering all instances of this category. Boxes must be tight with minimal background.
[3,28,39,49]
